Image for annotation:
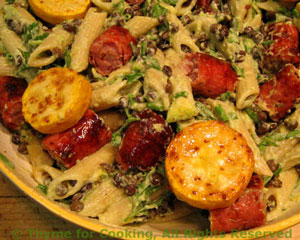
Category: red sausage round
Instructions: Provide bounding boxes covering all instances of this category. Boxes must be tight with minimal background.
[117,110,173,171]
[182,53,237,98]
[0,76,27,130]
[256,64,300,121]
[89,26,136,75]
[126,0,144,5]
[210,175,266,233]
[263,22,300,72]
[42,110,112,168]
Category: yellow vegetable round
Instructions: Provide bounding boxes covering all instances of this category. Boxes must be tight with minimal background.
[28,0,90,24]
[22,67,92,134]
[165,120,254,210]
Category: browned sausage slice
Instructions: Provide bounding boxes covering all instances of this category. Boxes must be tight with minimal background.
[89,26,136,75]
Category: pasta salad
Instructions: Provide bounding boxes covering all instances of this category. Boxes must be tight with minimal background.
[1,0,300,234]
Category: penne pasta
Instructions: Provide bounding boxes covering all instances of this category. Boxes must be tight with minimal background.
[167,12,200,56]
[0,56,17,77]
[70,8,107,72]
[47,143,116,200]
[28,25,74,67]
[235,54,260,109]
[265,169,298,221]
[175,0,197,16]
[125,16,159,38]
[0,13,27,65]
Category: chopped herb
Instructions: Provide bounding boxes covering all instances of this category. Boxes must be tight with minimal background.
[251,5,258,19]
[63,49,71,68]
[263,164,283,186]
[23,123,31,130]
[144,57,161,70]
[244,43,249,53]
[174,91,187,98]
[195,101,216,120]
[233,18,239,30]
[140,40,147,57]
[157,21,169,33]
[21,22,48,50]
[21,22,39,43]
[261,40,274,47]
[128,93,135,106]
[227,38,234,43]
[273,164,283,177]
[231,64,245,78]
[214,104,229,122]
[5,0,14,3]
[289,179,300,199]
[176,123,182,132]
[61,198,72,204]
[37,184,48,195]
[130,41,136,54]
[146,102,164,111]
[3,47,13,62]
[229,112,238,120]
[124,167,172,222]
[141,0,149,16]
[19,49,30,62]
[33,33,49,41]
[150,4,168,18]
[162,0,177,6]
[293,9,300,18]
[278,7,295,18]
[125,70,144,84]
[111,109,140,146]
[220,91,231,101]
[17,49,31,73]
[258,130,300,153]
[245,107,260,124]
[209,49,219,58]
[0,153,14,169]
[112,0,125,14]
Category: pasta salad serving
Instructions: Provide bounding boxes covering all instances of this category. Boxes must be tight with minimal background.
[1,0,300,234]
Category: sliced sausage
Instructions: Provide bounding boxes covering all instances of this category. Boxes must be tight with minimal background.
[196,0,212,12]
[116,110,173,171]
[256,64,300,121]
[42,110,112,168]
[89,26,136,75]
[0,76,27,130]
[182,52,237,98]
[263,22,300,72]
[210,175,266,233]
[126,0,144,5]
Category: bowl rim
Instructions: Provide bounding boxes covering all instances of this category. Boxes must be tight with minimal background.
[0,156,299,240]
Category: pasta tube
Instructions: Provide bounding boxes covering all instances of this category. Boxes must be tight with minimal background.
[47,143,116,200]
[125,16,159,38]
[70,8,107,72]
[28,25,74,67]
